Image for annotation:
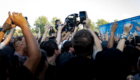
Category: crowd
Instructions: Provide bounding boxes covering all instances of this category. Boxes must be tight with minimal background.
[0,11,140,80]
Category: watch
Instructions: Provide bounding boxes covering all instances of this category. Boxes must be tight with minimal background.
[120,35,127,40]
[0,28,6,33]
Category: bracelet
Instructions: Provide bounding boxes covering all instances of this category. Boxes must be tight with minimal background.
[0,28,6,33]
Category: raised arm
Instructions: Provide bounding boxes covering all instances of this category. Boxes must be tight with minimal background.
[61,32,71,42]
[41,24,50,43]
[0,16,16,43]
[107,23,118,48]
[106,30,109,41]
[117,24,133,51]
[56,23,66,45]
[9,12,41,75]
[84,12,102,52]
[3,27,16,45]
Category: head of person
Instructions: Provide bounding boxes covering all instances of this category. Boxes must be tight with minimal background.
[72,30,94,57]
[13,36,26,52]
[123,45,140,68]
[50,26,53,30]
[61,41,74,54]
[95,48,131,80]
[40,40,59,58]
[55,20,61,25]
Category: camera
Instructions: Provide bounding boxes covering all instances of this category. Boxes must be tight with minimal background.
[65,13,78,31]
[79,11,86,24]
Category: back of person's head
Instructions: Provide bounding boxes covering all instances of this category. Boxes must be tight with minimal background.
[49,36,56,40]
[95,48,131,80]
[35,49,47,76]
[72,30,94,57]
[123,45,140,66]
[41,39,58,57]
[0,51,10,80]
[61,41,72,54]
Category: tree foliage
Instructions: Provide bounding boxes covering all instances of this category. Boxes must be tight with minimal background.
[96,19,110,27]
[34,16,48,36]
[114,19,118,22]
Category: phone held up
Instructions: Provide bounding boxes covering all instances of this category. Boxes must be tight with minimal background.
[79,11,86,24]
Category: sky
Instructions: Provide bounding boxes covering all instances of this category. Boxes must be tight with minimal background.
[0,0,140,28]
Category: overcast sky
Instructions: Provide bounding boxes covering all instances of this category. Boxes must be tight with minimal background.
[0,0,140,28]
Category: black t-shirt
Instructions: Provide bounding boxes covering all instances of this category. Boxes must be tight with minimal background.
[56,57,95,80]
[45,64,57,80]
[10,66,38,80]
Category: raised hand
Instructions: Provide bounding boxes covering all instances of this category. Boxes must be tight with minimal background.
[9,12,27,29]
[136,26,140,32]
[45,23,51,30]
[111,22,118,33]
[83,11,91,29]
[123,24,133,37]
[2,13,16,32]
[133,30,138,37]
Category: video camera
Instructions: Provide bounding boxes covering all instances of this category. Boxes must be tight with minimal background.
[65,13,78,31]
[55,11,86,32]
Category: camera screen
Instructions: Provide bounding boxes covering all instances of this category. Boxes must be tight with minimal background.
[80,12,86,18]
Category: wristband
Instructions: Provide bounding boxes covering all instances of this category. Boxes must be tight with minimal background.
[0,28,6,33]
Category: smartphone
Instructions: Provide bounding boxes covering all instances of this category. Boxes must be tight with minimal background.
[12,17,27,24]
[135,36,140,46]
[79,11,86,24]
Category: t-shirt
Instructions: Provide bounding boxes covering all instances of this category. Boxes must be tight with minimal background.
[56,57,95,80]
[45,64,57,80]
[0,42,5,49]
[10,66,38,80]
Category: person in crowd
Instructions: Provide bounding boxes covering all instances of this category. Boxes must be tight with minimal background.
[13,36,28,66]
[56,11,102,80]
[59,41,75,64]
[8,12,41,80]
[49,26,55,36]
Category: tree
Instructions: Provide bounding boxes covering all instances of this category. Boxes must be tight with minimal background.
[89,19,95,30]
[50,17,62,31]
[34,16,48,36]
[96,19,110,27]
[114,19,118,22]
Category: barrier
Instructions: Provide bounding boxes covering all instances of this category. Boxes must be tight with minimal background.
[99,16,140,36]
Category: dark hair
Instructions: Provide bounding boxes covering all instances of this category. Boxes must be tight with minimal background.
[125,40,130,46]
[72,30,94,57]
[123,45,140,66]
[61,41,72,54]
[41,40,58,57]
[49,36,56,40]
[55,19,60,25]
